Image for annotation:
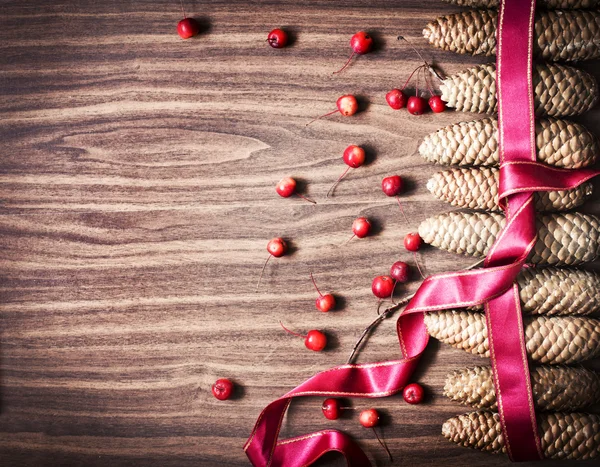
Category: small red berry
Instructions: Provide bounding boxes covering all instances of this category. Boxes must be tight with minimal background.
[407,96,427,115]
[385,89,407,110]
[350,31,373,54]
[305,330,327,351]
[310,273,335,312]
[280,322,327,351]
[371,275,394,299]
[352,217,371,238]
[337,95,359,116]
[343,145,365,168]
[316,294,336,313]
[327,145,365,198]
[267,28,288,48]
[359,409,380,428]
[177,18,201,39]
[308,95,359,126]
[334,33,373,74]
[403,383,425,404]
[322,398,341,420]
[381,175,403,196]
[428,95,446,113]
[275,177,316,204]
[275,177,296,198]
[257,238,288,291]
[212,378,234,400]
[267,237,287,257]
[404,233,422,252]
[390,261,410,283]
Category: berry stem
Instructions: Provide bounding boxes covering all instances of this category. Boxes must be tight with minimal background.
[306,109,340,126]
[326,166,351,198]
[347,258,485,364]
[296,193,317,204]
[310,272,323,297]
[333,52,355,74]
[400,64,426,91]
[376,299,384,315]
[180,0,186,18]
[372,428,393,462]
[424,67,435,96]
[412,252,425,279]
[415,66,421,97]
[256,255,271,292]
[398,35,429,68]
[279,321,306,339]
[396,197,408,223]
[398,35,445,82]
[390,280,398,305]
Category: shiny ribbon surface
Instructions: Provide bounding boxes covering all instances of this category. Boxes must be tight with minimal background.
[245,0,599,464]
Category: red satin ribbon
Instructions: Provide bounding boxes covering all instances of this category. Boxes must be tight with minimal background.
[245,0,599,464]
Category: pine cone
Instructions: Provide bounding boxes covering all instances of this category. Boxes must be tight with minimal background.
[443,411,600,459]
[442,0,599,8]
[444,365,600,411]
[424,9,600,62]
[427,167,593,212]
[424,311,600,364]
[418,117,599,169]
[418,212,600,266]
[440,63,598,117]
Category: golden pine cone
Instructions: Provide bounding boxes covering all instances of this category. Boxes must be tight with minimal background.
[424,9,600,62]
[418,117,599,169]
[418,212,600,266]
[443,411,600,459]
[440,63,598,117]
[424,310,600,364]
[427,167,593,212]
[444,365,600,411]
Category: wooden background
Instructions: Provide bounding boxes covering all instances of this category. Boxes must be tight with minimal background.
[1,1,599,466]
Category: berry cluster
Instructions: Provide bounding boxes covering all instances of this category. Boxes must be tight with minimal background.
[386,64,446,115]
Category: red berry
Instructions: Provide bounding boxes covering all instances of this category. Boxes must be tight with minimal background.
[352,217,371,238]
[267,28,288,48]
[385,89,407,110]
[337,95,359,116]
[381,175,403,196]
[177,18,201,39]
[327,144,365,198]
[308,95,358,125]
[350,31,373,54]
[359,409,379,428]
[280,322,327,351]
[322,398,341,420]
[305,330,327,351]
[267,237,287,257]
[275,177,296,198]
[212,378,234,400]
[310,273,335,312]
[428,95,446,113]
[407,96,427,115]
[316,294,336,312]
[404,233,422,252]
[343,145,365,168]
[371,275,394,299]
[390,261,410,283]
[403,383,425,404]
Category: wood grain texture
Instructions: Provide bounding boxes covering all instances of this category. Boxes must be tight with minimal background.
[0,1,599,466]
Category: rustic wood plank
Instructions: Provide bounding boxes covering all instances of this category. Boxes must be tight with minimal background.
[1,1,599,466]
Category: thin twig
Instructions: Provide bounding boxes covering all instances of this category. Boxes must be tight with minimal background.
[398,35,445,82]
[347,258,485,364]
